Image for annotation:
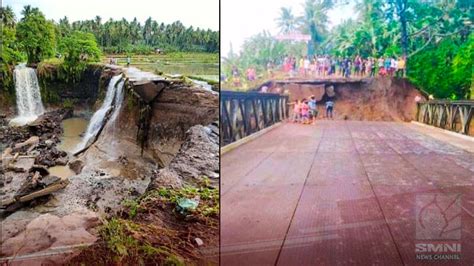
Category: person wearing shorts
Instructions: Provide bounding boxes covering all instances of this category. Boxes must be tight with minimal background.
[292,100,301,122]
[308,95,318,124]
[326,100,334,119]
[301,100,310,124]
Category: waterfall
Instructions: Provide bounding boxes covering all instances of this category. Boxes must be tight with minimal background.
[10,64,45,125]
[109,78,125,125]
[76,74,124,151]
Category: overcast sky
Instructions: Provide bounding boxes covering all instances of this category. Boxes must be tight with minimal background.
[4,0,219,30]
[222,0,356,56]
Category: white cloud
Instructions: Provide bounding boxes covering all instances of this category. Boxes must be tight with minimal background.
[221,0,356,56]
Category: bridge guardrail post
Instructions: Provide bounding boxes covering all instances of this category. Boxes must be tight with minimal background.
[416,100,473,136]
[221,90,290,145]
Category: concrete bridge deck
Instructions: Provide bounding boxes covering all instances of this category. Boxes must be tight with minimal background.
[221,121,474,265]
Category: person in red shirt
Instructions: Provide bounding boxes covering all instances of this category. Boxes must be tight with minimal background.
[300,99,310,124]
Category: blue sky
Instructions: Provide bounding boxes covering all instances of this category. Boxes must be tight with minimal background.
[4,0,219,30]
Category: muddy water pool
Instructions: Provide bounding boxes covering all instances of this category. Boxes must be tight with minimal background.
[50,117,88,179]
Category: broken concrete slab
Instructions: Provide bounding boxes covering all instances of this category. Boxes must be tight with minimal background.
[132,82,166,103]
[14,136,39,150]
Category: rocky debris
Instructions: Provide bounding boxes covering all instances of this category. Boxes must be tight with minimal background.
[118,155,128,165]
[0,114,7,125]
[1,147,12,160]
[68,159,85,174]
[54,170,151,216]
[14,136,39,150]
[1,176,69,213]
[29,165,50,176]
[149,121,219,190]
[45,139,54,147]
[39,175,61,187]
[6,157,36,173]
[1,162,69,213]
[133,81,167,103]
[119,81,219,166]
[16,171,42,198]
[148,168,183,189]
[28,108,73,137]
[195,237,204,247]
[0,109,71,169]
[0,108,71,215]
[0,168,4,186]
[55,156,69,166]
[0,210,100,264]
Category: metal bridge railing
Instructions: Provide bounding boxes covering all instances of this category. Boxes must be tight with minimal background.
[221,90,289,145]
[417,100,473,135]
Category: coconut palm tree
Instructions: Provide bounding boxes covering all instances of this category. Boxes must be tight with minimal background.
[276,7,297,34]
[1,6,16,27]
[299,0,333,51]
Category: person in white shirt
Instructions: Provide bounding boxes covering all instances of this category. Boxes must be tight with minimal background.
[303,56,310,77]
[390,58,397,77]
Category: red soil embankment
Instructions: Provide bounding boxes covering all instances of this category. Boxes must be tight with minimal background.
[334,78,424,121]
[270,77,424,122]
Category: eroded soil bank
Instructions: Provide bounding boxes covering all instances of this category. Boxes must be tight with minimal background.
[1,66,219,265]
[267,77,425,121]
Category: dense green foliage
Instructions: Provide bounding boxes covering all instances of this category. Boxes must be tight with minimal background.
[59,31,102,82]
[408,34,473,99]
[325,0,473,99]
[1,4,219,88]
[223,32,305,74]
[223,0,473,99]
[0,7,24,92]
[16,6,56,64]
[58,16,219,53]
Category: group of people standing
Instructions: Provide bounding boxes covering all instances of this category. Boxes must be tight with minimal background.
[280,54,406,79]
[291,96,335,124]
[376,56,406,77]
[227,54,406,88]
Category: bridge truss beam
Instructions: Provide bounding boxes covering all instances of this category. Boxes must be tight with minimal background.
[221,91,289,145]
[417,100,473,135]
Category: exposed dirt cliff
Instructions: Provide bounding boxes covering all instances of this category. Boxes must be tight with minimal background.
[270,77,425,122]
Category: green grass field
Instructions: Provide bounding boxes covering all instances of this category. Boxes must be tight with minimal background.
[103,52,219,82]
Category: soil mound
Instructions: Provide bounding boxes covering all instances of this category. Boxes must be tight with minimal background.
[271,77,425,122]
[332,78,424,121]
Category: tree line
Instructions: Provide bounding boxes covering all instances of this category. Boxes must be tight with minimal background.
[58,16,219,54]
[1,5,219,88]
[0,6,219,62]
[224,0,472,99]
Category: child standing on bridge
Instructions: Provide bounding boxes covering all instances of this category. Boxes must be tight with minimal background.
[308,96,318,124]
[301,99,310,124]
[292,100,302,123]
[326,99,334,119]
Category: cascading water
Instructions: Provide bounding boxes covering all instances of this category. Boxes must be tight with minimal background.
[76,74,124,151]
[109,78,125,125]
[10,64,45,125]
